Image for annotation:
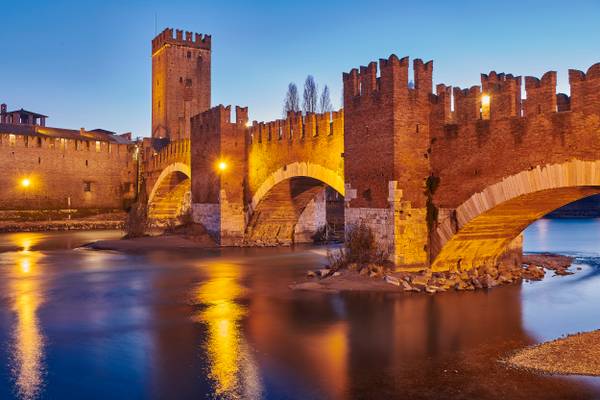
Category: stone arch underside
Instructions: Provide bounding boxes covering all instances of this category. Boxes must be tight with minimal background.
[148,162,191,223]
[244,162,345,245]
[431,159,600,272]
[246,177,344,245]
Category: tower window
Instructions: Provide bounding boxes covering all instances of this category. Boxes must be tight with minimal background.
[187,51,191,59]
[185,78,192,87]
[83,182,92,192]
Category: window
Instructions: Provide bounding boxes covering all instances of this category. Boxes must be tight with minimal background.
[187,51,191,59]
[37,137,42,148]
[185,78,192,87]
[95,141,101,152]
[83,182,92,192]
[8,134,16,147]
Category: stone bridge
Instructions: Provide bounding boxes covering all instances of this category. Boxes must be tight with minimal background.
[190,105,344,245]
[145,54,600,273]
[342,56,600,271]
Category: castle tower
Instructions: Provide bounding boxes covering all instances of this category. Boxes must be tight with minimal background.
[151,28,211,140]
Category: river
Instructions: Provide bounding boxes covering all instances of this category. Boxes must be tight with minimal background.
[0,219,599,399]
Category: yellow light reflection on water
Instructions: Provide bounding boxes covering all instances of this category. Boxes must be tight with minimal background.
[192,263,262,399]
[9,233,45,400]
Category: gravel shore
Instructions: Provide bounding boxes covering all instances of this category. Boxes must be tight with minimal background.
[507,330,600,376]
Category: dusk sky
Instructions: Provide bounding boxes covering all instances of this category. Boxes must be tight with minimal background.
[2,0,600,137]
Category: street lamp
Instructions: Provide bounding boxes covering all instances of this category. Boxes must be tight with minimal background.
[20,178,31,188]
[218,161,228,172]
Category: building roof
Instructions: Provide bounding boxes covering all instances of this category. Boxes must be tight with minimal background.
[0,123,134,144]
[5,108,48,118]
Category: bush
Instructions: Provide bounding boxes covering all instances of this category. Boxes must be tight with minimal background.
[327,223,390,271]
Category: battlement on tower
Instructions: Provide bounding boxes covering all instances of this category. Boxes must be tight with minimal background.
[569,63,600,114]
[342,55,432,101]
[480,71,522,119]
[524,71,557,116]
[151,27,211,53]
[191,105,248,133]
[247,110,343,144]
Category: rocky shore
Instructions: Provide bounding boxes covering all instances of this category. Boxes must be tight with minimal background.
[290,253,575,294]
[507,330,600,376]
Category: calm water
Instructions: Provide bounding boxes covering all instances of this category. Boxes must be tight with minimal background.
[0,220,599,399]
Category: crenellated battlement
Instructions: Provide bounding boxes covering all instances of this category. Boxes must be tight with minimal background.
[343,55,432,102]
[190,105,248,134]
[480,71,522,119]
[569,63,600,114]
[151,27,211,53]
[0,131,132,157]
[524,71,557,116]
[247,109,343,144]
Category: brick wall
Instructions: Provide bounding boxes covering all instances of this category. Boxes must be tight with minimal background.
[0,132,136,210]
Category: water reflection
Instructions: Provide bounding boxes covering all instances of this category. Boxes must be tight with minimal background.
[192,262,262,399]
[8,234,46,400]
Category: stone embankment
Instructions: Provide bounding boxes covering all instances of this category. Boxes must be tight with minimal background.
[291,253,574,293]
[0,212,126,232]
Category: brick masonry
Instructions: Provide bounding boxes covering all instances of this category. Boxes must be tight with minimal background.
[0,130,135,211]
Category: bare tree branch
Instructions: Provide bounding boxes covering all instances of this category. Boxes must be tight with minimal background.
[319,85,333,113]
[302,75,318,114]
[283,82,300,116]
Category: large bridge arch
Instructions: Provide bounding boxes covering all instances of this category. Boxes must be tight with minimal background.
[245,162,345,245]
[148,162,192,222]
[431,159,600,271]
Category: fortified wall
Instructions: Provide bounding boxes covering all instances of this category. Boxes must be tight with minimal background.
[342,55,600,269]
[0,126,137,211]
[189,106,344,245]
[429,63,600,264]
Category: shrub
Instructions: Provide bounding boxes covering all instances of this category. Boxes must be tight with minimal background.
[123,180,148,238]
[326,223,390,271]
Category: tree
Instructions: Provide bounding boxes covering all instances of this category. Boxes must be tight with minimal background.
[302,75,318,114]
[283,82,300,115]
[319,85,333,113]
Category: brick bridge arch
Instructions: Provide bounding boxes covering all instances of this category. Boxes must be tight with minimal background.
[245,162,345,244]
[190,105,344,245]
[431,159,600,271]
[143,140,191,223]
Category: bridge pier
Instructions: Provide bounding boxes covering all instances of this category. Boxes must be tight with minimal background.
[190,105,248,245]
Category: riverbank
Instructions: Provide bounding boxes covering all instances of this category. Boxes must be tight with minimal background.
[85,233,216,252]
[0,212,125,232]
[290,253,576,294]
[507,330,600,376]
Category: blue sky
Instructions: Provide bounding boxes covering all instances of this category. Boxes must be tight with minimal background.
[1,0,599,137]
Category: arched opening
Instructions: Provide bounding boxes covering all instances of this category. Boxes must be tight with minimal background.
[148,163,191,225]
[246,177,344,245]
[431,159,600,271]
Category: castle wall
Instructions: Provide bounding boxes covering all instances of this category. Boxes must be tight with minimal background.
[0,132,136,210]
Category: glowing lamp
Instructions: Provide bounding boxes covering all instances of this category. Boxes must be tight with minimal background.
[20,178,31,188]
[481,94,491,106]
[218,161,227,171]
